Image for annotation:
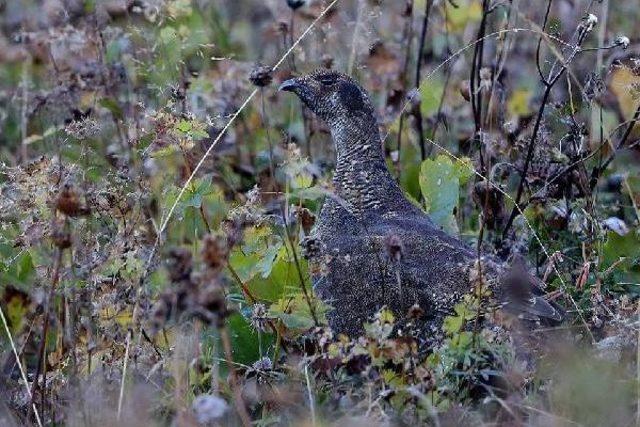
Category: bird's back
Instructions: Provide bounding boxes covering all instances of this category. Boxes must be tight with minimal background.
[309,199,480,339]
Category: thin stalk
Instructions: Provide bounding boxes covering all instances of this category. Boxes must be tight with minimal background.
[470,0,489,174]
[395,0,416,179]
[220,324,251,427]
[501,84,552,238]
[411,0,433,162]
[29,246,63,418]
[0,306,43,427]
[502,22,592,238]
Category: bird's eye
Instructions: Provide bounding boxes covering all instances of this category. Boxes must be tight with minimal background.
[318,75,337,86]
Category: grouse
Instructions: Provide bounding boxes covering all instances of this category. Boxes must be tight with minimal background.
[279,70,563,342]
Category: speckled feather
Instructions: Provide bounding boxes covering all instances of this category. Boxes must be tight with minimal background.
[280,70,563,340]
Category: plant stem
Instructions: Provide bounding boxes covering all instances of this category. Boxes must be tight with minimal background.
[220,324,251,427]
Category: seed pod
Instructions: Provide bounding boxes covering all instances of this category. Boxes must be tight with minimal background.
[286,0,305,10]
[51,220,72,249]
[384,234,404,262]
[407,303,425,320]
[167,248,193,282]
[249,64,273,87]
[296,207,316,235]
[201,233,229,271]
[56,183,83,217]
[321,54,334,69]
[459,80,471,102]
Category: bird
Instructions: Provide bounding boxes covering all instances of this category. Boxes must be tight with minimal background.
[279,69,563,343]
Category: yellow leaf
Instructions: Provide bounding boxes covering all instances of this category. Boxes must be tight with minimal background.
[610,67,640,128]
[508,89,532,117]
[445,0,483,33]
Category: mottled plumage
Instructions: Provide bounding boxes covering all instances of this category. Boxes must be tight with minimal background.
[280,70,562,341]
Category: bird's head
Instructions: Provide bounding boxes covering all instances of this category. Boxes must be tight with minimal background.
[279,70,375,125]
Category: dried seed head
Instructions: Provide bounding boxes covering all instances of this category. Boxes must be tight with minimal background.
[250,303,270,332]
[197,280,228,325]
[402,1,412,17]
[614,35,630,49]
[151,297,171,331]
[277,21,289,35]
[286,0,305,10]
[581,14,598,32]
[249,64,273,87]
[51,219,72,249]
[459,80,471,102]
[384,234,404,262]
[321,54,334,69]
[479,67,492,82]
[167,248,193,282]
[55,182,85,217]
[407,303,425,320]
[252,356,273,372]
[295,206,315,235]
[201,233,229,271]
[222,217,245,249]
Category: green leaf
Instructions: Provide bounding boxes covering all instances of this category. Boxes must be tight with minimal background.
[443,314,464,335]
[269,293,319,330]
[602,229,640,268]
[225,313,271,365]
[151,145,179,158]
[99,98,123,121]
[176,119,192,133]
[419,76,445,117]
[6,293,28,333]
[16,251,34,283]
[159,26,178,43]
[183,177,214,209]
[137,132,156,150]
[419,155,473,232]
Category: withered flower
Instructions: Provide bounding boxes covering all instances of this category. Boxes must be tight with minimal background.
[384,234,404,262]
[286,0,305,10]
[51,219,72,249]
[55,182,88,217]
[249,64,273,87]
[201,233,229,272]
[167,248,193,282]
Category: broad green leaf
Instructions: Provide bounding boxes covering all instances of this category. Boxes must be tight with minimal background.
[269,293,323,330]
[226,313,271,365]
[398,143,422,201]
[443,314,464,335]
[419,155,473,232]
[420,76,445,117]
[602,229,640,268]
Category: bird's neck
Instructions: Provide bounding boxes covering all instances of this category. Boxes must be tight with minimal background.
[329,114,406,215]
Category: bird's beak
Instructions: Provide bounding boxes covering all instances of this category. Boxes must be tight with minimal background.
[278,78,302,93]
